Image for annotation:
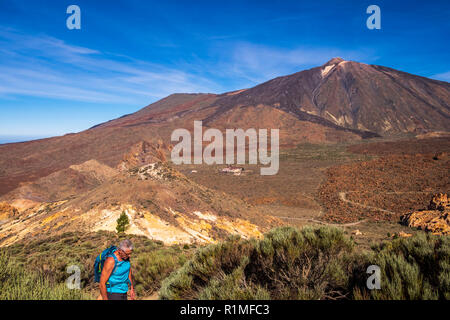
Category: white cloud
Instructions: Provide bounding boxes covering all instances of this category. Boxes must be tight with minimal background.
[0,27,379,107]
[0,27,222,105]
[431,71,450,82]
[209,42,375,85]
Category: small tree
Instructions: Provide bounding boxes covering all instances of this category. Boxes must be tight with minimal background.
[116,211,129,234]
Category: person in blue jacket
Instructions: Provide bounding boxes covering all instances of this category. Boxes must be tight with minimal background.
[99,239,135,300]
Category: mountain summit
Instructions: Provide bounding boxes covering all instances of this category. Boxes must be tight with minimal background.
[94,57,450,136]
[323,57,345,66]
[203,57,450,135]
[0,58,449,196]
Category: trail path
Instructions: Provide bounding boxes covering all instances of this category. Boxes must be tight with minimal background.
[276,215,367,227]
[275,190,432,227]
[338,192,396,215]
[338,190,432,215]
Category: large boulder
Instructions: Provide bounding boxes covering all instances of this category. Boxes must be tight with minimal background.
[400,193,450,235]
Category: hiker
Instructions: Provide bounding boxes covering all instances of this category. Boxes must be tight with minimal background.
[98,239,135,300]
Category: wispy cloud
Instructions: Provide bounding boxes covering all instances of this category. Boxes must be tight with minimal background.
[210,42,375,85]
[0,27,222,105]
[431,71,450,82]
[0,27,377,106]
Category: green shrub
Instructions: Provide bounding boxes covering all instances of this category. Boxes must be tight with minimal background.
[352,232,450,300]
[2,227,448,300]
[0,252,91,300]
[133,247,188,296]
[161,227,450,300]
[198,257,271,300]
[1,231,193,299]
[160,226,354,300]
[160,235,252,299]
[248,226,354,299]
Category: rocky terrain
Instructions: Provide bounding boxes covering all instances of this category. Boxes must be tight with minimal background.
[0,159,117,205]
[206,58,450,135]
[0,202,19,220]
[318,144,449,223]
[0,58,448,197]
[401,193,450,235]
[117,140,170,171]
[0,142,280,247]
[0,58,449,247]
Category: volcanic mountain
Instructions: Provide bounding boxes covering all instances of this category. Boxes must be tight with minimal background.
[0,58,449,197]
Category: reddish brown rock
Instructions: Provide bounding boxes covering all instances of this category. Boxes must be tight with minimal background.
[117,140,169,171]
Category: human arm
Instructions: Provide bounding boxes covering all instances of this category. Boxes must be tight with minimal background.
[128,268,135,300]
[99,257,115,300]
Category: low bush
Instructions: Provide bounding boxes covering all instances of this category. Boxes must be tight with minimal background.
[352,232,450,299]
[161,226,450,300]
[2,227,449,300]
[160,226,355,300]
[0,252,90,300]
[133,246,188,296]
[1,231,193,298]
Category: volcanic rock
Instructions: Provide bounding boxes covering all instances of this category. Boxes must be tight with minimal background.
[0,202,19,219]
[400,193,450,235]
[117,140,169,171]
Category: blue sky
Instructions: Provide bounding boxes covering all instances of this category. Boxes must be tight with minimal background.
[0,0,449,142]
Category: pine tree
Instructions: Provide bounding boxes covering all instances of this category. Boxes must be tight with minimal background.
[116,211,129,234]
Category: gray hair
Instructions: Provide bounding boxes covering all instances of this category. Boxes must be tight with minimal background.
[119,239,133,251]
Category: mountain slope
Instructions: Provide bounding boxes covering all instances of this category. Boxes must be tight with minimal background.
[0,58,449,196]
[208,58,450,134]
[0,159,280,246]
[1,159,117,206]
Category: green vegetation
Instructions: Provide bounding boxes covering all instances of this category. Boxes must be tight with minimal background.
[353,233,450,300]
[116,211,130,233]
[160,226,355,300]
[133,247,189,295]
[1,231,194,299]
[161,226,450,300]
[1,227,448,300]
[0,252,90,300]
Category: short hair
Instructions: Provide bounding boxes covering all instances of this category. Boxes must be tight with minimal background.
[119,239,133,251]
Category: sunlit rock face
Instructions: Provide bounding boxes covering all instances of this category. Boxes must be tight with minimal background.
[401,193,450,235]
